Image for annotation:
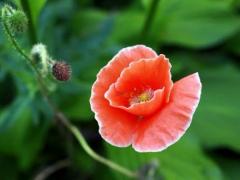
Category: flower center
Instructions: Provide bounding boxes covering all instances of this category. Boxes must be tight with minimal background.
[129,89,154,106]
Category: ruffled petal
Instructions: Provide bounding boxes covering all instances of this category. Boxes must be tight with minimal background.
[132,73,202,152]
[90,45,157,146]
[104,56,173,116]
[95,45,157,90]
[105,85,165,116]
[114,55,172,98]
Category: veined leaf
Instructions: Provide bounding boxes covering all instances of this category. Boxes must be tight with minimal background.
[191,65,240,152]
[105,135,223,180]
[151,0,240,48]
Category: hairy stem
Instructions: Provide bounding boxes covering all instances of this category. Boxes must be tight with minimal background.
[2,6,138,179]
[141,0,160,37]
[2,7,47,94]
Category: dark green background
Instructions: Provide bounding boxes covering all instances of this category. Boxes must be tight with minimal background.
[0,0,240,179]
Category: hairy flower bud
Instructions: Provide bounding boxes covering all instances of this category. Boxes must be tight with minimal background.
[31,43,50,77]
[52,61,71,81]
[31,43,47,63]
[6,10,28,34]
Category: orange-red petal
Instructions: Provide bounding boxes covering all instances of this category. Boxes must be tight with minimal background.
[105,56,173,116]
[90,45,157,146]
[106,84,165,116]
[114,55,172,92]
[132,73,202,152]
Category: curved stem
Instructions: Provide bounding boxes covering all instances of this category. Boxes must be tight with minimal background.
[141,0,160,38]
[56,113,138,178]
[2,7,47,91]
[2,7,56,111]
[34,159,70,180]
[1,6,138,179]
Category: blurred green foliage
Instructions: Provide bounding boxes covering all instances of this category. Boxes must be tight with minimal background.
[0,0,240,179]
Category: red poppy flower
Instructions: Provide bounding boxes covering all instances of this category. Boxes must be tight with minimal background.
[90,45,202,152]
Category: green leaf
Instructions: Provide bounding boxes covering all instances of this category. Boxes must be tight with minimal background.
[110,11,144,43]
[63,91,93,121]
[19,119,49,169]
[29,0,47,26]
[162,16,240,48]
[105,135,223,180]
[59,80,93,121]
[190,65,240,152]
[0,94,32,131]
[71,9,107,38]
[225,32,240,56]
[213,155,240,180]
[151,0,240,48]
[14,0,47,26]
[0,105,49,170]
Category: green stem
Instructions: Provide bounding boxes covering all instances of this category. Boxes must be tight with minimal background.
[141,0,160,37]
[2,7,44,86]
[2,6,138,179]
[56,113,138,178]
[20,0,37,44]
[2,14,49,101]
[2,6,58,111]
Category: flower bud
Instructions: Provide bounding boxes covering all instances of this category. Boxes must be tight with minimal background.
[6,10,28,34]
[31,43,47,63]
[52,61,71,81]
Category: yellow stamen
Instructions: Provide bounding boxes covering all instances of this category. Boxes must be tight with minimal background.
[129,89,153,105]
[138,92,151,102]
